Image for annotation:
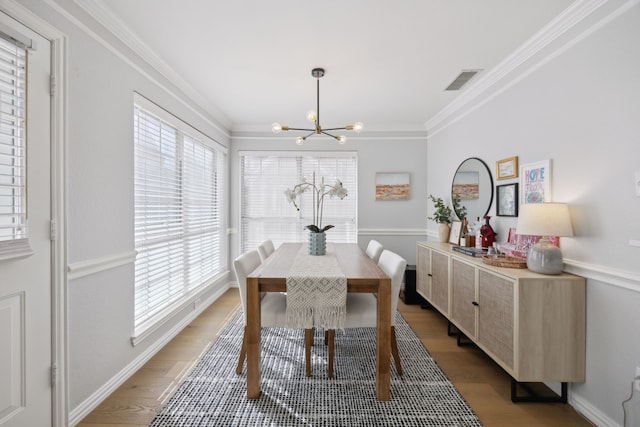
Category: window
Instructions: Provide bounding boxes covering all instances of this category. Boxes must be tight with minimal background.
[134,94,226,337]
[0,34,29,260]
[240,151,357,252]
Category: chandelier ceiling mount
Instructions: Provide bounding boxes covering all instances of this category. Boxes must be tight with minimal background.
[272,67,363,145]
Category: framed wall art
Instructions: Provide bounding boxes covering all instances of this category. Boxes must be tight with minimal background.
[448,220,462,245]
[496,183,518,217]
[375,172,410,200]
[520,159,551,204]
[496,156,518,180]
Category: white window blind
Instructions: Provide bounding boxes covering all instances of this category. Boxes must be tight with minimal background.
[134,95,226,334]
[0,34,29,259]
[240,151,357,252]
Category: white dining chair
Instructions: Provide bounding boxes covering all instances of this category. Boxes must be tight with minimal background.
[325,249,407,377]
[257,239,276,262]
[233,249,284,374]
[365,239,384,264]
[233,249,313,375]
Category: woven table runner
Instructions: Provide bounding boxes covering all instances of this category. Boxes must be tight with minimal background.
[286,244,347,330]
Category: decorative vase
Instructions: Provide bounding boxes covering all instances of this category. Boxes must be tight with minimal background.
[308,232,326,256]
[438,223,450,243]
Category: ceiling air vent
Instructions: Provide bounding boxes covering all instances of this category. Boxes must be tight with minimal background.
[445,69,482,91]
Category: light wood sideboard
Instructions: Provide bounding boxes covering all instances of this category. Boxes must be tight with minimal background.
[416,241,586,402]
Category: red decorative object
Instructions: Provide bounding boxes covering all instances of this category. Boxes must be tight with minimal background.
[480,216,496,248]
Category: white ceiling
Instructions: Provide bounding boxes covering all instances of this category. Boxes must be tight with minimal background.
[85,0,575,134]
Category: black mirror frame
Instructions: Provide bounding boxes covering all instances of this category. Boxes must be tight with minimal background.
[451,157,494,221]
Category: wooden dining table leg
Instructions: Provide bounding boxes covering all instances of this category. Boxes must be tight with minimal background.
[376,276,392,401]
[246,277,261,399]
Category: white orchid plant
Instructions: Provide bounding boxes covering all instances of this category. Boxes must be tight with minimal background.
[285,173,348,233]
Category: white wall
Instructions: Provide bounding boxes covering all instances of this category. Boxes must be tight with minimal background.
[426,2,640,425]
[11,0,232,422]
[229,134,428,266]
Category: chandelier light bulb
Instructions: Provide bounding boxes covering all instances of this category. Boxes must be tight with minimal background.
[296,136,305,145]
[353,122,364,133]
[272,122,282,133]
[306,110,317,122]
[337,135,347,144]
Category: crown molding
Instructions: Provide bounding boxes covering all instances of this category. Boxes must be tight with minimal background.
[231,129,428,141]
[68,0,232,135]
[425,0,626,137]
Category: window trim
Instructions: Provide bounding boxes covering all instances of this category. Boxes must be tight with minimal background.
[239,150,358,253]
[132,93,227,344]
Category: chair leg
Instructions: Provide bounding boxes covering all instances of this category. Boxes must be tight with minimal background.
[324,330,329,345]
[236,327,247,375]
[305,328,314,377]
[390,326,403,376]
[327,329,335,378]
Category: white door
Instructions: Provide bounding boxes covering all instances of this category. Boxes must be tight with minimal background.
[0,12,52,427]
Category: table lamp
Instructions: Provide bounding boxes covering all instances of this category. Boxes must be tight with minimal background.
[515,203,573,275]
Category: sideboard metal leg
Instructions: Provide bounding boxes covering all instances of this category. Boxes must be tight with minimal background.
[447,321,456,337]
[511,379,568,403]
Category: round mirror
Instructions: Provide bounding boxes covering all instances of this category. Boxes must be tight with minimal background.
[451,157,494,221]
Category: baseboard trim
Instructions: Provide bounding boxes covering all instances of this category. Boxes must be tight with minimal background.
[68,281,232,426]
[570,390,619,427]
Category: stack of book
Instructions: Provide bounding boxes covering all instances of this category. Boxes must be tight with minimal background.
[452,246,487,257]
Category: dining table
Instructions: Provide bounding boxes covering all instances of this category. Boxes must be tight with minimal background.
[245,242,393,401]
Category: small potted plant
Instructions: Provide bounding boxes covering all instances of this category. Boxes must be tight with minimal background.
[428,194,453,243]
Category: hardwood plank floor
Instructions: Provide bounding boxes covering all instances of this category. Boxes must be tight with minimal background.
[77,289,593,426]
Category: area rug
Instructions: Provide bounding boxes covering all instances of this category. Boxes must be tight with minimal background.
[150,312,483,427]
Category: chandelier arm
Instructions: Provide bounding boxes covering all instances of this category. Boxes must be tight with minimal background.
[321,127,349,132]
[321,131,339,139]
[286,127,316,132]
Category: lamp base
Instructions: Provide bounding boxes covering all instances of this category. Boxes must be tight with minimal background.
[526,238,564,275]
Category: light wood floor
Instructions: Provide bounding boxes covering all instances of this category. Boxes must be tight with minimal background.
[77,288,593,427]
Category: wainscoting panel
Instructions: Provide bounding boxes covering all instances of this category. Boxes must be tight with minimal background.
[0,292,25,423]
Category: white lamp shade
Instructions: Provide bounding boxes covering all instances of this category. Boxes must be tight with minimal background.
[516,203,573,237]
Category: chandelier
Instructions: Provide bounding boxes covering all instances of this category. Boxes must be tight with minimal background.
[271,68,363,145]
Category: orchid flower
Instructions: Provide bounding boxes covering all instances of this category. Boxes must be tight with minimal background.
[285,173,348,233]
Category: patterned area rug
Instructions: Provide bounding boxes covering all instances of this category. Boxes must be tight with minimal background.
[150,312,483,426]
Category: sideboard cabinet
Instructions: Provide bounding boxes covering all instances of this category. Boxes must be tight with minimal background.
[416,243,449,315]
[416,241,586,401]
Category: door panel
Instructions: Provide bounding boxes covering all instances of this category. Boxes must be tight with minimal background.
[0,12,52,427]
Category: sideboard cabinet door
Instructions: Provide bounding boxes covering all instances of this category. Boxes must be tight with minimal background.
[477,269,515,372]
[451,258,476,340]
[430,251,449,316]
[416,244,431,301]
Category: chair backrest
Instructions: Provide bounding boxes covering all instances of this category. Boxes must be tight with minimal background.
[257,239,275,262]
[233,249,262,322]
[365,240,384,264]
[377,250,407,324]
